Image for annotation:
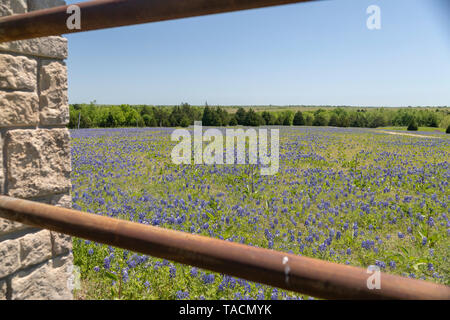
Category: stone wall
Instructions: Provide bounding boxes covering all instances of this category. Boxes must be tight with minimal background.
[0,0,73,299]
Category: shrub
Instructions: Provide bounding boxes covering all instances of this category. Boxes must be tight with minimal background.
[407,120,418,131]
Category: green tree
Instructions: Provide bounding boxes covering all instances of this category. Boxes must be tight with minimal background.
[209,108,223,126]
[235,107,247,125]
[216,107,229,126]
[202,105,213,126]
[245,109,264,126]
[313,112,327,126]
[180,115,190,128]
[328,114,339,127]
[305,114,314,126]
[262,111,276,125]
[367,112,386,128]
[229,115,238,126]
[105,106,126,127]
[143,114,157,127]
[293,111,305,126]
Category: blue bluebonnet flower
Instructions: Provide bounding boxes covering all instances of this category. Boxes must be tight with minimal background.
[169,265,176,278]
[271,289,278,300]
[176,291,189,299]
[122,268,129,283]
[103,257,111,270]
[256,291,265,300]
[202,274,215,284]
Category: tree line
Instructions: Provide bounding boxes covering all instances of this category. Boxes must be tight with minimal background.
[69,103,449,130]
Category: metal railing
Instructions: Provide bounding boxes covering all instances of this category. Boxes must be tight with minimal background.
[0,0,449,300]
[1,195,449,300]
[0,0,320,43]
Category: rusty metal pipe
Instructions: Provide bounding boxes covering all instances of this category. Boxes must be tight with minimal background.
[0,0,321,43]
[0,195,449,299]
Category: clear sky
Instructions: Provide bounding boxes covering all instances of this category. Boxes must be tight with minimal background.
[65,0,450,107]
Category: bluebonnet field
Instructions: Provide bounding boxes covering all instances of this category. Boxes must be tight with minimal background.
[70,127,449,299]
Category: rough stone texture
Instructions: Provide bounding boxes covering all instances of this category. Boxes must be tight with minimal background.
[0,91,39,127]
[50,232,72,257]
[0,54,37,91]
[27,0,65,11]
[50,193,72,208]
[0,37,68,60]
[39,60,69,125]
[19,230,52,268]
[35,193,72,208]
[11,253,73,300]
[6,129,71,198]
[0,4,11,16]
[0,0,27,16]
[0,239,20,278]
[0,3,12,16]
[0,279,6,300]
[0,219,29,237]
[0,133,3,194]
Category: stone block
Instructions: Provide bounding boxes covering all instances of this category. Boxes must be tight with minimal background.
[6,128,71,198]
[27,0,65,11]
[19,230,52,268]
[35,193,72,208]
[0,37,68,60]
[50,231,72,256]
[0,279,6,300]
[0,0,27,17]
[0,133,3,194]
[0,239,20,278]
[11,252,73,299]
[0,218,29,237]
[39,60,69,125]
[0,54,37,91]
[0,91,39,127]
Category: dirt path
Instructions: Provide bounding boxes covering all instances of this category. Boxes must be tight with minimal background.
[378,130,440,139]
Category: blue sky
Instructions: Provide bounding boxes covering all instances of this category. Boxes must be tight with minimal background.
[65,0,450,106]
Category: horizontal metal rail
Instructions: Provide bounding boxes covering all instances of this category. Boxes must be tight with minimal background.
[0,195,449,299]
[0,0,320,43]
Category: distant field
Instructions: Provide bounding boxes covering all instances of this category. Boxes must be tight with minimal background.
[222,106,343,113]
[71,127,449,300]
[222,106,449,114]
